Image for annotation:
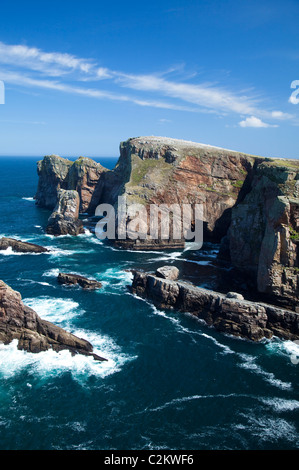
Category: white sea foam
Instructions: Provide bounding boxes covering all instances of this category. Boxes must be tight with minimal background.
[185,259,213,266]
[282,340,299,363]
[98,267,133,293]
[237,353,292,390]
[149,392,244,412]
[0,337,135,383]
[236,414,298,443]
[88,237,103,245]
[0,247,44,256]
[47,246,95,257]
[42,268,60,278]
[200,332,234,355]
[0,293,136,382]
[22,296,83,325]
[152,251,183,262]
[17,278,51,287]
[258,397,299,412]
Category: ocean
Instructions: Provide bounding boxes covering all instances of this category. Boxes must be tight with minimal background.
[0,156,298,450]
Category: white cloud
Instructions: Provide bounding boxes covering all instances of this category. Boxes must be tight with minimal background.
[239,116,278,128]
[0,41,110,79]
[271,110,294,119]
[0,41,294,123]
[115,72,261,116]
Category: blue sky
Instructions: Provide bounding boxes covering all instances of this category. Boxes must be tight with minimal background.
[0,0,298,158]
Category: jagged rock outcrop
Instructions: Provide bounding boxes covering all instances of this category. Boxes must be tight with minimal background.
[35,155,73,210]
[220,159,299,309]
[46,189,84,236]
[35,155,107,213]
[66,157,107,213]
[0,280,106,360]
[0,237,48,253]
[58,273,102,290]
[130,269,299,342]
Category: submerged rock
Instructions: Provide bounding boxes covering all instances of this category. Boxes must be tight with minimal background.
[46,189,84,236]
[130,269,299,342]
[58,273,102,290]
[0,237,49,253]
[0,280,106,361]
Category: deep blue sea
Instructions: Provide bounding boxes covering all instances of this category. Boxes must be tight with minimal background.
[0,156,298,450]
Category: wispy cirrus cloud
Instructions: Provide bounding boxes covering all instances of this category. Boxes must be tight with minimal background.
[0,41,110,78]
[0,41,294,126]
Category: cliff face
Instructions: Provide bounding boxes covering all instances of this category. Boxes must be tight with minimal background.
[66,157,107,213]
[220,159,299,309]
[36,155,73,210]
[0,280,106,360]
[113,137,258,246]
[35,138,259,240]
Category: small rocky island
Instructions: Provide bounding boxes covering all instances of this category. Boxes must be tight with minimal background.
[0,237,49,253]
[58,272,102,290]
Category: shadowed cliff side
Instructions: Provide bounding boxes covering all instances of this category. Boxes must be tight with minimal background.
[219,158,299,310]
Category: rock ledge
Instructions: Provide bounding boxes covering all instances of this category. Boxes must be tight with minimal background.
[130,269,299,342]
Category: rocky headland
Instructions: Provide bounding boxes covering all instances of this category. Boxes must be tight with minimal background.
[130,268,299,342]
[0,280,106,361]
[35,136,299,310]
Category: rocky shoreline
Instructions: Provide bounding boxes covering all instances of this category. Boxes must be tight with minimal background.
[130,267,299,342]
[0,280,106,361]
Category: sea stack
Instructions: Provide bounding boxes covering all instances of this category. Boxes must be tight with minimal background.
[46,189,84,236]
